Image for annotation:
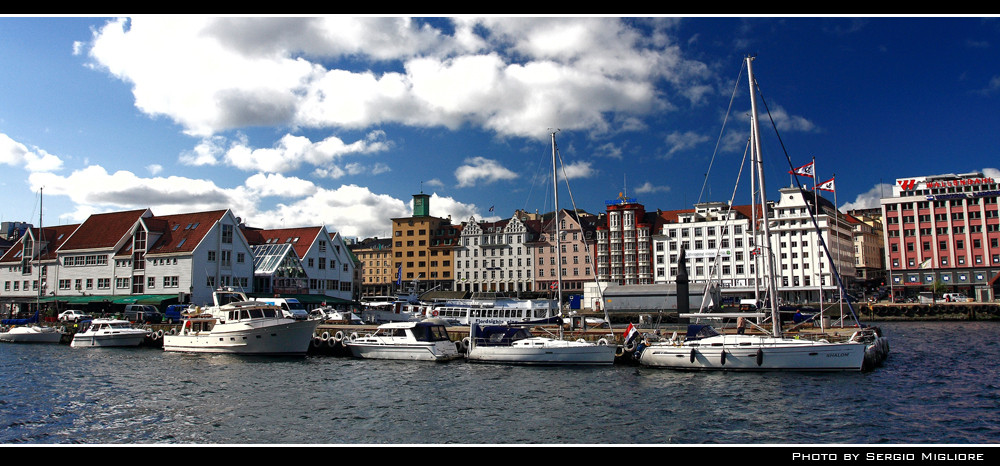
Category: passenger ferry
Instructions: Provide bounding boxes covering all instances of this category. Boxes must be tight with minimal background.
[427,297,560,326]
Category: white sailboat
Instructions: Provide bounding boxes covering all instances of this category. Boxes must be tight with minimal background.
[1,188,65,344]
[636,56,879,371]
[466,130,617,365]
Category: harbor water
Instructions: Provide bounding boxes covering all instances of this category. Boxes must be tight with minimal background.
[1,321,998,445]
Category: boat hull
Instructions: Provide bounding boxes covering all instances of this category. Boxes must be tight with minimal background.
[347,341,461,361]
[162,319,319,355]
[468,342,617,365]
[638,336,866,371]
[70,331,146,348]
[0,326,64,343]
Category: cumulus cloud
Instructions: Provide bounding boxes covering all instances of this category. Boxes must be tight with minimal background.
[0,132,64,172]
[840,182,895,211]
[455,157,518,187]
[83,17,712,140]
[634,181,671,194]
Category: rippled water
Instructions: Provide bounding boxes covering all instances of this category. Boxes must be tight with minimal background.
[2,321,998,444]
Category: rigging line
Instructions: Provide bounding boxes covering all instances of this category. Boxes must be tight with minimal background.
[753,79,862,328]
[697,135,754,316]
[554,139,612,327]
[522,138,551,213]
[697,60,747,205]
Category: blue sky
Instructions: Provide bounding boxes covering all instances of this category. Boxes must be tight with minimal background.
[1,16,999,240]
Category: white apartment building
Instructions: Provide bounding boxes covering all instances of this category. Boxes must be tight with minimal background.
[652,202,762,301]
[455,213,541,294]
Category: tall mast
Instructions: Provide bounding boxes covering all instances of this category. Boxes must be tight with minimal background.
[747,56,781,337]
[551,130,563,314]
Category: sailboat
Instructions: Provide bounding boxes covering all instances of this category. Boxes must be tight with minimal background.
[0,188,65,344]
[466,130,617,365]
[636,56,880,371]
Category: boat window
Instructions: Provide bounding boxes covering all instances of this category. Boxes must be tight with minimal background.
[249,309,264,319]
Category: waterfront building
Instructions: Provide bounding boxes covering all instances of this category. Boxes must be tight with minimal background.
[770,187,856,304]
[651,202,763,301]
[390,193,459,293]
[349,237,393,298]
[532,209,599,295]
[847,208,886,291]
[0,209,256,313]
[595,196,655,285]
[455,211,542,294]
[242,225,356,305]
[881,172,1000,301]
[0,222,80,317]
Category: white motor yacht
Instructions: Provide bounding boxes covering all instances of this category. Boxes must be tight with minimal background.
[70,319,147,348]
[346,319,462,361]
[162,288,319,355]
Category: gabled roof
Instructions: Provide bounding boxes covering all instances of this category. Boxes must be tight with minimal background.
[143,210,230,255]
[245,226,324,259]
[0,224,80,263]
[59,209,150,251]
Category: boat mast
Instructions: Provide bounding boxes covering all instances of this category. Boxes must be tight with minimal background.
[551,130,563,317]
[747,56,781,337]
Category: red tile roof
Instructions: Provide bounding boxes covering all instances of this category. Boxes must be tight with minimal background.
[59,209,150,251]
[0,224,80,263]
[144,210,231,255]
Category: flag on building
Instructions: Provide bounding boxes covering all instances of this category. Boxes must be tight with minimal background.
[395,265,402,287]
[789,161,815,178]
[815,177,835,192]
[489,205,494,212]
[549,281,558,290]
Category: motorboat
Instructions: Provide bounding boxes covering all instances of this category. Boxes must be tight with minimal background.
[70,319,148,348]
[0,324,65,343]
[345,319,462,361]
[1,310,65,343]
[310,306,364,324]
[466,323,617,365]
[162,288,319,355]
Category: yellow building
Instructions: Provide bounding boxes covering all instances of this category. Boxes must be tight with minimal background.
[349,237,393,297]
[390,193,460,293]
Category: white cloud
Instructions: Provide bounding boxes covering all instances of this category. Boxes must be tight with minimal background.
[665,130,710,156]
[455,157,518,187]
[840,182,895,211]
[634,181,671,194]
[0,132,64,172]
[558,160,596,180]
[84,17,712,140]
[146,164,163,175]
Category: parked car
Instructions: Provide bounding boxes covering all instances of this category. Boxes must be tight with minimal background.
[942,293,970,303]
[163,304,189,324]
[58,310,92,322]
[123,304,163,324]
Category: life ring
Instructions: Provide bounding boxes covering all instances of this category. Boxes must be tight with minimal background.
[334,331,345,342]
[624,338,637,352]
[156,329,164,339]
[312,337,323,348]
[349,332,359,342]
[321,331,331,341]
[327,338,337,348]
[431,310,439,317]
[184,320,192,329]
[615,345,625,357]
[597,338,609,346]
[170,328,177,335]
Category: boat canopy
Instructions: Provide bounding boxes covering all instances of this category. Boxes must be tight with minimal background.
[685,324,722,341]
[2,310,40,326]
[472,325,533,346]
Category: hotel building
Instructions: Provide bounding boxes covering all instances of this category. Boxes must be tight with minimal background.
[881,172,1000,301]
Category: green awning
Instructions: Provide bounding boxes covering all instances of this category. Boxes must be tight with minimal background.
[109,294,179,305]
[46,296,110,304]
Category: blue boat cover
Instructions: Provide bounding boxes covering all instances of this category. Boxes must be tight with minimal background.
[685,324,721,341]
